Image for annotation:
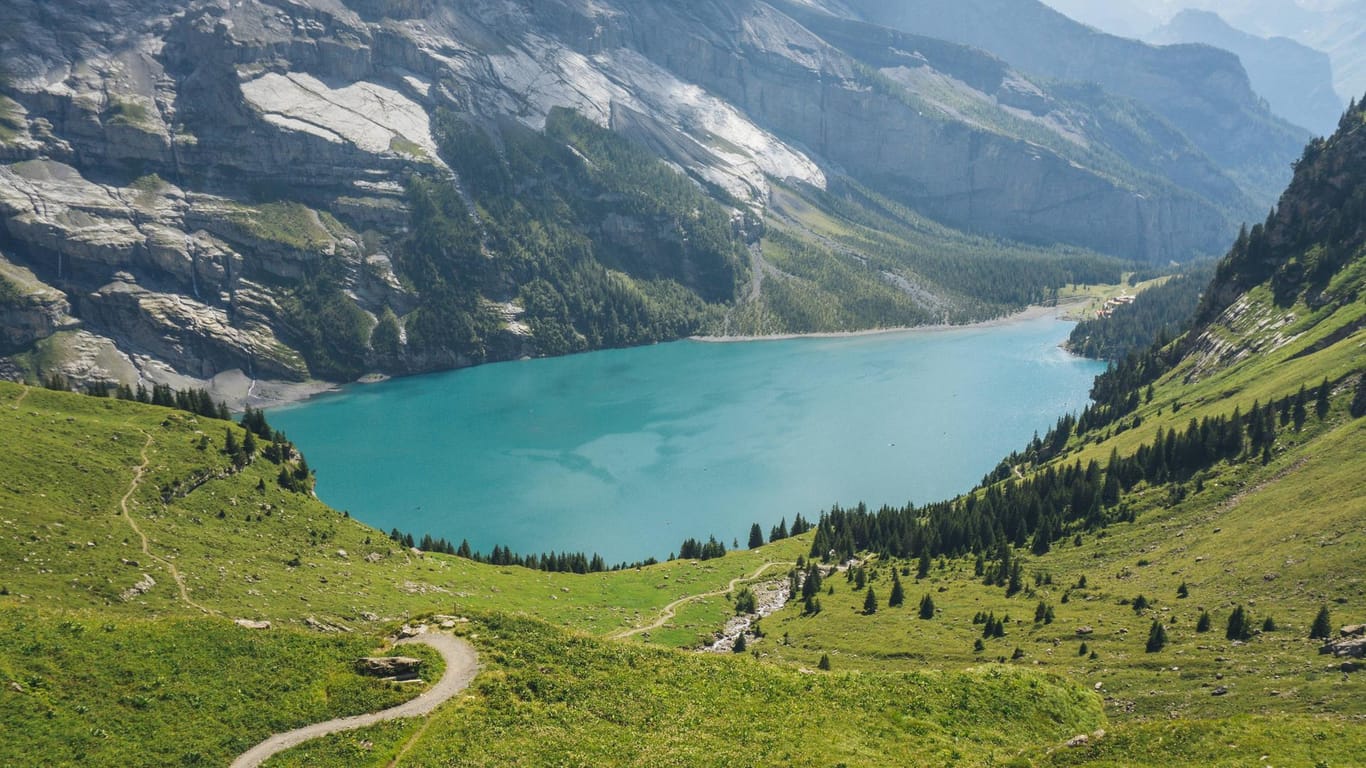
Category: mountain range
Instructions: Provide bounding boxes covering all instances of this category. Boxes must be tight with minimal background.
[0,74,1361,768]
[0,0,1312,403]
[1040,0,1365,116]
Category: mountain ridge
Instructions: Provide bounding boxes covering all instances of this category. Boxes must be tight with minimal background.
[0,0,1298,403]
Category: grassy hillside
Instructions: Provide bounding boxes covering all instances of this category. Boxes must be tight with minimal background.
[0,381,1104,766]
[3,103,1364,768]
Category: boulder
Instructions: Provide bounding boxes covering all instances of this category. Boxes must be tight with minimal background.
[234,619,271,630]
[119,573,156,601]
[356,656,424,677]
[1320,636,1366,659]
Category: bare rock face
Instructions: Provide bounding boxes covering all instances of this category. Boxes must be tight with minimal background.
[0,256,75,354]
[355,656,424,677]
[1321,636,1366,659]
[0,0,1281,398]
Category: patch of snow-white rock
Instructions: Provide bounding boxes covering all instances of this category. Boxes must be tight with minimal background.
[239,72,444,164]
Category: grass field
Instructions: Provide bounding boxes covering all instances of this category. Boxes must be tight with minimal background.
[1,248,1362,765]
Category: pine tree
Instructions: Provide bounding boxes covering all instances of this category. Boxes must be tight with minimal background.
[1315,378,1331,420]
[1177,582,1189,599]
[1146,619,1168,652]
[242,430,257,458]
[917,550,931,579]
[818,653,831,670]
[1006,561,1023,597]
[732,633,747,653]
[889,572,905,607]
[918,593,935,619]
[1226,605,1252,641]
[770,518,788,542]
[1292,385,1307,431]
[224,427,238,456]
[863,587,878,615]
[1353,375,1366,418]
[1196,610,1212,633]
[1310,605,1333,640]
[748,523,764,549]
[801,564,822,599]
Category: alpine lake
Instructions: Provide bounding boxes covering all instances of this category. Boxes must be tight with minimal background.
[271,313,1107,563]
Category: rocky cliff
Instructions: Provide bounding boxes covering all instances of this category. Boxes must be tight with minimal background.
[1150,10,1343,137]
[0,0,1294,404]
[834,0,1309,202]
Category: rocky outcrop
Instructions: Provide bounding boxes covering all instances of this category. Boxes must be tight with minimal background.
[0,255,75,354]
[1322,625,1366,659]
[0,0,1290,397]
[355,656,424,677]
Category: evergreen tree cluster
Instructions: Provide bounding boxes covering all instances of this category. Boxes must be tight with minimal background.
[677,536,728,561]
[807,380,1341,567]
[393,108,749,366]
[384,529,657,574]
[1067,265,1214,361]
[974,611,1007,638]
[766,515,811,544]
[46,375,233,421]
[1198,94,1366,324]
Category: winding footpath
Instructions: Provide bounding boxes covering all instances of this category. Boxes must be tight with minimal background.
[118,433,215,615]
[230,633,479,768]
[611,561,792,639]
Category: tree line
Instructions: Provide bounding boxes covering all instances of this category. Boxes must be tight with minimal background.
[1066,264,1213,361]
[807,377,1350,572]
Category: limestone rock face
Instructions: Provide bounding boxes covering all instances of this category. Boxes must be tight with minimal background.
[0,0,1292,401]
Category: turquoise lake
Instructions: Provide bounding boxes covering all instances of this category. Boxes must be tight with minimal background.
[271,314,1106,563]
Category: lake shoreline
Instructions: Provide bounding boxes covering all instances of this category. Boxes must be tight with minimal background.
[272,312,1106,562]
[260,301,1086,412]
[690,302,1080,344]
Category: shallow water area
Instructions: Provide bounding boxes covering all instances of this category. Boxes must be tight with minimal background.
[272,314,1106,562]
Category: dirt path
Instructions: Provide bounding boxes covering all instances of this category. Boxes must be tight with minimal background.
[229,634,479,768]
[118,433,214,615]
[11,385,29,410]
[611,561,792,639]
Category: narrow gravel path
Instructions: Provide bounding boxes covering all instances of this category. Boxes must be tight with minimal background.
[118,432,214,614]
[611,561,792,639]
[230,633,479,768]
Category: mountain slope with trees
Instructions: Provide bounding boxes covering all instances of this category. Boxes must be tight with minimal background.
[0,0,1292,403]
[1,98,1363,767]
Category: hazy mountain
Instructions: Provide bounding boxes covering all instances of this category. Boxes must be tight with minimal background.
[1038,0,1366,103]
[1151,9,1343,135]
[829,0,1310,203]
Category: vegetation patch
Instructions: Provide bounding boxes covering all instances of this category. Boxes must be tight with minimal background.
[262,613,1104,767]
